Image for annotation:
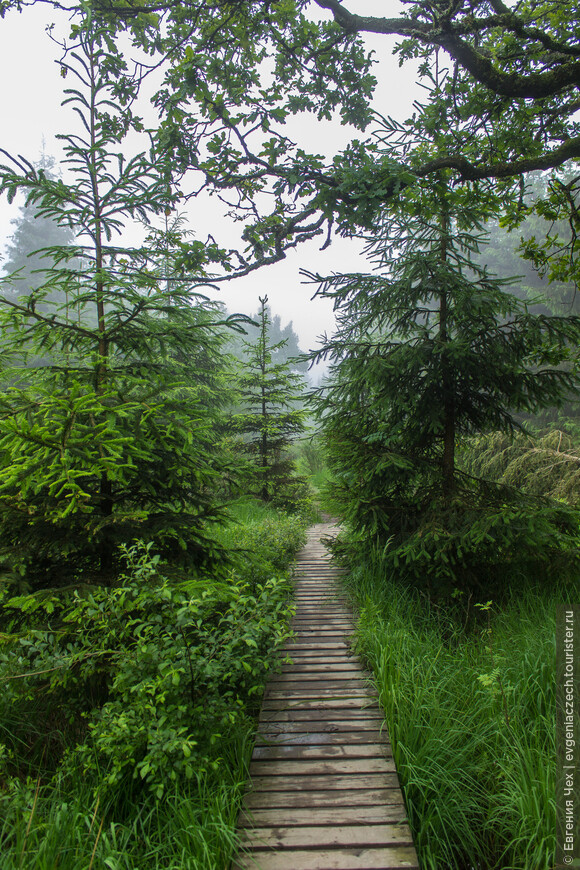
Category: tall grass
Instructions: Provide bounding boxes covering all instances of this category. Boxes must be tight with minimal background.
[344,562,557,870]
[0,738,252,869]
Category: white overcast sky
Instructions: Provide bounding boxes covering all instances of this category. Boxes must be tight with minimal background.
[0,1,420,361]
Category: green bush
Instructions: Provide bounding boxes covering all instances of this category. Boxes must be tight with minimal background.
[1,541,295,800]
[212,501,308,587]
[0,502,308,867]
[328,480,580,602]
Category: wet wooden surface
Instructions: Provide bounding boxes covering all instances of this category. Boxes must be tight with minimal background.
[232,522,419,870]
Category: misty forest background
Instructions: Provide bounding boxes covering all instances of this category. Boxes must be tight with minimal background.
[0,2,579,869]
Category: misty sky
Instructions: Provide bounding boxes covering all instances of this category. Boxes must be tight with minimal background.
[0,1,420,360]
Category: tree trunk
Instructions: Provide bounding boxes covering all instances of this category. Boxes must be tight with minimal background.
[259,297,270,501]
[88,42,114,575]
[438,180,455,500]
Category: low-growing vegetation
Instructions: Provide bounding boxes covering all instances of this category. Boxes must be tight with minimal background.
[346,564,558,870]
[0,504,306,869]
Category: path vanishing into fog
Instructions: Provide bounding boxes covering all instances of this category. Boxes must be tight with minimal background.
[232,521,419,870]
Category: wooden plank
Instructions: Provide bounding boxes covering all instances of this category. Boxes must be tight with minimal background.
[292,599,346,605]
[266,673,376,695]
[291,618,350,624]
[268,672,368,682]
[249,758,396,776]
[252,743,390,760]
[247,773,400,791]
[238,805,408,827]
[291,624,353,631]
[255,727,386,742]
[232,847,419,870]
[264,693,374,705]
[256,730,384,744]
[240,823,413,849]
[292,603,349,608]
[265,682,370,693]
[286,640,352,647]
[268,672,369,681]
[277,668,362,676]
[243,788,406,810]
[290,634,351,641]
[279,654,355,660]
[278,672,362,682]
[259,708,383,722]
[292,626,349,632]
[276,659,358,667]
[261,698,379,711]
[289,610,349,616]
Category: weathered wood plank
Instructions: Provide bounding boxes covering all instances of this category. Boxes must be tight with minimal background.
[267,672,370,681]
[261,697,379,711]
[255,727,386,742]
[263,695,375,706]
[249,758,396,776]
[264,679,373,690]
[276,669,362,677]
[240,823,413,850]
[252,743,391,760]
[279,649,353,656]
[291,624,353,629]
[259,707,383,722]
[268,672,369,683]
[281,641,352,650]
[232,846,419,870]
[238,805,408,827]
[247,773,400,791]
[243,788,406,810]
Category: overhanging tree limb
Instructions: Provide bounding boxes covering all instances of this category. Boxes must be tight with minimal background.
[313,0,580,99]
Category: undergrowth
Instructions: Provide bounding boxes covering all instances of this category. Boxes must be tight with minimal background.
[342,557,560,870]
[0,501,307,868]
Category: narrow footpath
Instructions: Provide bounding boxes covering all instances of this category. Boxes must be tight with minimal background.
[232,522,420,870]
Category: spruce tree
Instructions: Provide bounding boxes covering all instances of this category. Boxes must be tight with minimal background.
[2,150,76,304]
[0,28,241,587]
[232,296,307,507]
[312,173,580,596]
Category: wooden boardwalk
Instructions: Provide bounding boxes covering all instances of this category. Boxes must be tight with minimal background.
[233,522,419,870]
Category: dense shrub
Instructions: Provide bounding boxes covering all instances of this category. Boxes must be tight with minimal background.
[1,541,295,799]
[0,505,307,868]
[212,502,308,587]
[328,482,580,602]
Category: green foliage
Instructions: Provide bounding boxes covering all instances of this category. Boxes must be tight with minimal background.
[313,162,580,595]
[211,499,308,588]
[294,436,327,476]
[479,171,580,318]
[460,428,580,505]
[230,296,310,512]
[345,560,559,870]
[1,540,294,799]
[0,502,305,868]
[0,749,250,869]
[0,30,244,585]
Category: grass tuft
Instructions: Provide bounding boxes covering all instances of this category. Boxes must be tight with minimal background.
[346,563,559,870]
